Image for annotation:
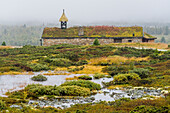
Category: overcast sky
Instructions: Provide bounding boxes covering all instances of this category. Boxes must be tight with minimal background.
[0,0,169,25]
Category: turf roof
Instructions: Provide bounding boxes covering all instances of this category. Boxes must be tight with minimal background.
[144,32,156,39]
[42,26,144,38]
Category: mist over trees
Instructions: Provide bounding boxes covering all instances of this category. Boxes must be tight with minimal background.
[0,25,43,46]
[0,24,170,46]
[144,26,169,35]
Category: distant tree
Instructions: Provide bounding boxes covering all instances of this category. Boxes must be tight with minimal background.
[164,26,169,35]
[23,24,27,28]
[2,41,6,46]
[161,37,166,43]
[93,38,100,45]
[3,29,7,35]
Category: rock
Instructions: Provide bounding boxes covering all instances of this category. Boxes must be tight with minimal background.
[98,90,103,94]
[164,86,170,89]
[161,90,169,94]
[134,87,144,90]
[126,86,133,89]
[90,97,95,101]
[10,105,22,109]
[161,90,169,97]
[115,87,119,90]
[103,89,110,93]
[131,96,136,99]
[91,90,98,94]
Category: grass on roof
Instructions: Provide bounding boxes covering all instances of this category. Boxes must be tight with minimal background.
[144,32,156,39]
[42,26,143,38]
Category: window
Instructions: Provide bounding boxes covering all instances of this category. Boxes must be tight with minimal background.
[128,40,132,42]
[133,33,135,37]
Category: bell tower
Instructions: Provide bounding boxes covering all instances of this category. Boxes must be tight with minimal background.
[59,9,68,29]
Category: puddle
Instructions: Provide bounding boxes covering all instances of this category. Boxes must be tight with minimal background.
[0,71,84,97]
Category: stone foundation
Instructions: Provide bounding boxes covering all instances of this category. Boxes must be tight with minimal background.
[42,37,143,46]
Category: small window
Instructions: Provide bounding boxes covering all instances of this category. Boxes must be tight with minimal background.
[133,33,135,37]
[128,40,132,42]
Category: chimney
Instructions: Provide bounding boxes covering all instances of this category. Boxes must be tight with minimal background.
[78,26,84,36]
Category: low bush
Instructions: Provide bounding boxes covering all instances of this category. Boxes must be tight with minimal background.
[50,58,72,67]
[28,63,49,71]
[60,80,101,90]
[68,66,84,72]
[62,86,90,96]
[130,105,169,113]
[10,84,91,98]
[0,100,6,110]
[31,74,47,81]
[129,68,150,78]
[113,73,141,84]
[93,38,100,45]
[75,60,88,66]
[102,66,129,76]
[93,73,105,79]
[131,78,153,86]
[78,75,92,80]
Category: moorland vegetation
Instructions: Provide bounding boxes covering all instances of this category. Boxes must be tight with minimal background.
[0,44,169,112]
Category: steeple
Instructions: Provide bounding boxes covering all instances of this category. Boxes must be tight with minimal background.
[59,9,68,29]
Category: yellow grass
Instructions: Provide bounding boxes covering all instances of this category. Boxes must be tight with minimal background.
[71,65,106,74]
[89,56,149,65]
[43,72,71,76]
[65,76,79,80]
[0,46,13,49]
[0,71,34,75]
[55,67,68,71]
[108,43,169,50]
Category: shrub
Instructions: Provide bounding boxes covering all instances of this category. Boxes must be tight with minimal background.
[93,73,105,79]
[102,66,129,76]
[131,78,153,86]
[113,73,141,84]
[62,86,90,96]
[93,38,100,45]
[28,63,49,72]
[61,80,101,90]
[68,66,84,72]
[0,100,6,110]
[78,75,92,80]
[25,84,65,97]
[10,84,91,98]
[75,60,88,66]
[129,68,150,78]
[31,74,47,81]
[1,41,6,46]
[130,105,169,113]
[50,58,72,67]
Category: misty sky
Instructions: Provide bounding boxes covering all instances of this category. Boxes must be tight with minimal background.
[0,0,170,25]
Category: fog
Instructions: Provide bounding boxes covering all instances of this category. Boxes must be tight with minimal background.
[0,0,170,25]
